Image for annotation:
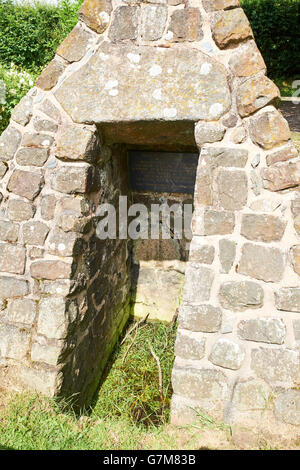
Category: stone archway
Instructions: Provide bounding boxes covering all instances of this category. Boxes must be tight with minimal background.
[0,0,299,426]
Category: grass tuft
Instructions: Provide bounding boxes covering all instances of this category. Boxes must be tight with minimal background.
[0,320,177,450]
[93,319,177,427]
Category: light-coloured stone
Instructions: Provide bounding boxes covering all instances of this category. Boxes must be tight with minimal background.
[37,297,78,339]
[189,239,215,264]
[195,121,225,147]
[262,162,300,192]
[232,379,270,411]
[79,0,112,34]
[0,162,7,179]
[172,367,228,402]
[275,288,300,313]
[250,169,261,196]
[40,280,71,297]
[58,212,91,233]
[50,165,96,194]
[7,299,37,326]
[20,367,62,396]
[229,40,266,77]
[16,147,49,167]
[30,260,72,280]
[22,133,54,149]
[249,109,290,150]
[291,245,300,276]
[230,126,246,144]
[38,99,61,123]
[11,95,33,126]
[57,23,93,63]
[216,169,248,210]
[237,74,280,117]
[209,338,245,370]
[219,280,263,311]
[251,153,261,168]
[0,243,25,274]
[55,125,100,163]
[57,196,90,215]
[201,147,248,168]
[108,6,139,42]
[238,318,286,344]
[0,323,30,360]
[266,144,298,166]
[292,213,300,235]
[41,194,56,221]
[33,117,58,134]
[141,4,167,41]
[22,221,49,245]
[7,170,44,201]
[0,276,29,299]
[175,329,205,360]
[211,8,252,49]
[203,0,240,10]
[29,247,44,260]
[183,264,214,303]
[179,303,222,332]
[0,220,19,242]
[274,390,300,426]
[168,8,203,42]
[31,336,64,366]
[249,198,281,212]
[251,348,299,383]
[48,229,81,257]
[36,58,66,91]
[0,126,22,162]
[222,113,238,128]
[193,209,235,236]
[170,395,198,426]
[241,213,286,242]
[238,243,285,282]
[55,42,231,123]
[7,199,35,222]
[219,239,236,273]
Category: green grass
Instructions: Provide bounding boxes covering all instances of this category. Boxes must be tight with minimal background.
[93,320,177,426]
[0,320,179,450]
[273,77,300,97]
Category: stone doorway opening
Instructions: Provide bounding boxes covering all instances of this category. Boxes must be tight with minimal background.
[98,120,199,324]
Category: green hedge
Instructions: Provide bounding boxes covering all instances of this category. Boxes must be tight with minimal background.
[241,0,300,78]
[0,0,83,71]
[0,0,83,134]
[0,0,299,77]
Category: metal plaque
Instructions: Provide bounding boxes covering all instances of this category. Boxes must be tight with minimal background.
[129,151,199,194]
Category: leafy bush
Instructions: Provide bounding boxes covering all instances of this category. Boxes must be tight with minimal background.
[0,0,83,71]
[0,62,36,132]
[0,0,83,134]
[242,0,300,78]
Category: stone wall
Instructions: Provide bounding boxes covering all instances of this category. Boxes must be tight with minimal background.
[0,0,299,425]
[0,116,132,405]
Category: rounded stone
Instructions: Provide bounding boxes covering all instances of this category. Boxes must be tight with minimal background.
[274,390,300,425]
[209,338,245,370]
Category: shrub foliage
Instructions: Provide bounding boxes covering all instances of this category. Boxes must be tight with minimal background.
[0,0,82,70]
[241,0,300,77]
